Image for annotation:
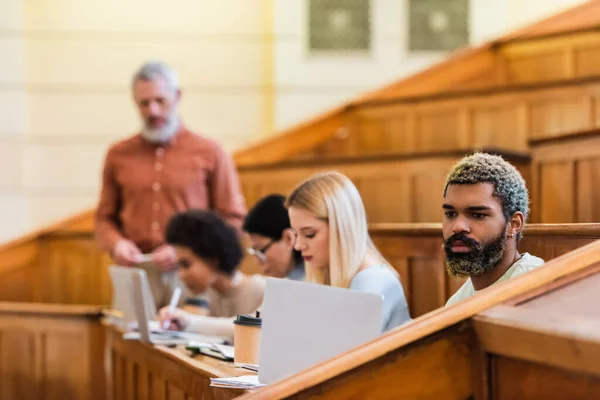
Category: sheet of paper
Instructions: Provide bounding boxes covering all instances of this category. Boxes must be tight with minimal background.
[209,374,264,389]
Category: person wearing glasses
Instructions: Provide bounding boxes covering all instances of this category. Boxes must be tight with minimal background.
[243,194,305,281]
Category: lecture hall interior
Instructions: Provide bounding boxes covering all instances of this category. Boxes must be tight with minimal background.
[2,0,600,399]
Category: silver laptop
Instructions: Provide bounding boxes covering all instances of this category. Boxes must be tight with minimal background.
[110,265,226,345]
[108,265,157,328]
[258,277,383,384]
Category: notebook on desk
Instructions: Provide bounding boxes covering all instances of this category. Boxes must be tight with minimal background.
[257,277,383,385]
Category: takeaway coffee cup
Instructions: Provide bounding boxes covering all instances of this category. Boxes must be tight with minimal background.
[233,312,262,365]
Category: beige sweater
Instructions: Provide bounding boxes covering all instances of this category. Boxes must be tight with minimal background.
[186,273,265,338]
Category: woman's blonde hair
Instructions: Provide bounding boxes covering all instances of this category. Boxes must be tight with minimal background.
[285,171,397,288]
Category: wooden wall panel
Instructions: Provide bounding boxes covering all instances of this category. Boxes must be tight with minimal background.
[471,103,524,150]
[371,223,600,317]
[240,153,508,226]
[409,258,447,317]
[529,94,592,139]
[0,331,38,399]
[539,161,575,223]
[576,158,600,222]
[0,304,104,400]
[531,131,600,223]
[505,51,567,84]
[287,324,475,400]
[412,173,448,222]
[44,332,89,399]
[313,80,600,160]
[0,242,40,302]
[415,109,462,151]
[358,176,412,223]
[107,326,246,400]
[0,221,594,321]
[574,43,600,78]
[492,356,600,400]
[38,237,112,305]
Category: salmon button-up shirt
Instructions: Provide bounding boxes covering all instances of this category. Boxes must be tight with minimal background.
[95,127,247,253]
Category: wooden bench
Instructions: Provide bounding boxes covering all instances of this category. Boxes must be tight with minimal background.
[371,222,600,317]
[106,324,251,400]
[235,238,600,399]
[239,149,531,225]
[1,221,599,319]
[0,301,257,400]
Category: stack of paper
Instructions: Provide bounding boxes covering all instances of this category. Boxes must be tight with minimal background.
[210,375,265,389]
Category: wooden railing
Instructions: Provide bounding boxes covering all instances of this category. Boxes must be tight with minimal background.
[0,303,105,400]
[2,220,598,322]
[239,148,531,225]
[372,222,600,317]
[236,238,600,399]
[234,8,600,168]
[293,75,600,160]
[107,325,249,400]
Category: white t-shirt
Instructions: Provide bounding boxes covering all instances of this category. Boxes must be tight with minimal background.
[445,253,545,307]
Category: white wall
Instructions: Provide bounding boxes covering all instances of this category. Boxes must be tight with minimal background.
[471,0,588,44]
[0,0,28,242]
[272,0,445,130]
[0,0,591,241]
[272,0,590,130]
[14,0,269,230]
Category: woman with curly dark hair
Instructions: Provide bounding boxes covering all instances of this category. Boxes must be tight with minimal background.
[158,209,264,338]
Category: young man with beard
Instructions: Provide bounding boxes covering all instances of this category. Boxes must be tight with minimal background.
[95,61,246,308]
[442,153,545,306]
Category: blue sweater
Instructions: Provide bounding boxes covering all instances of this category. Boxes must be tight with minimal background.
[349,265,411,332]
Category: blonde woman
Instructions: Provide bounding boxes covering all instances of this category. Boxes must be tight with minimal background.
[285,171,411,332]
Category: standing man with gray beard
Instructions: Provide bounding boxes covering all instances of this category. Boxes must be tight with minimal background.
[96,60,247,308]
[441,153,545,306]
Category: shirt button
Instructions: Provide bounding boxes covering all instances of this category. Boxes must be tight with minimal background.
[155,162,162,171]
[153,182,161,191]
[153,202,160,211]
[155,148,164,157]
[152,222,160,231]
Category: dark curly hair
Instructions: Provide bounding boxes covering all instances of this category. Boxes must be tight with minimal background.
[165,210,243,275]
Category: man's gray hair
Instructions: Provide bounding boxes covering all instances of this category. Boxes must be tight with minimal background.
[131,60,179,91]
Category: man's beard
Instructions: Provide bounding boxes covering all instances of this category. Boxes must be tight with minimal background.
[443,231,507,277]
[141,112,180,143]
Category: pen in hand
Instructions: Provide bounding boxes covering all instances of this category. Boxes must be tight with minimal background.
[163,287,182,330]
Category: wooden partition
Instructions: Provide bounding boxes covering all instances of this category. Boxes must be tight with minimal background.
[234,3,600,168]
[473,257,600,399]
[236,239,600,399]
[0,303,105,400]
[371,222,600,317]
[1,219,597,320]
[106,325,250,400]
[239,149,530,224]
[0,230,112,306]
[530,129,600,223]
[293,76,600,160]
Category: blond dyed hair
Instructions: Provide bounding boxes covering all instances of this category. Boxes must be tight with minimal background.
[285,171,398,288]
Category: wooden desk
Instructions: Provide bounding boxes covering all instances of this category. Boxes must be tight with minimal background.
[473,263,600,399]
[0,302,105,400]
[236,239,600,399]
[106,324,253,400]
